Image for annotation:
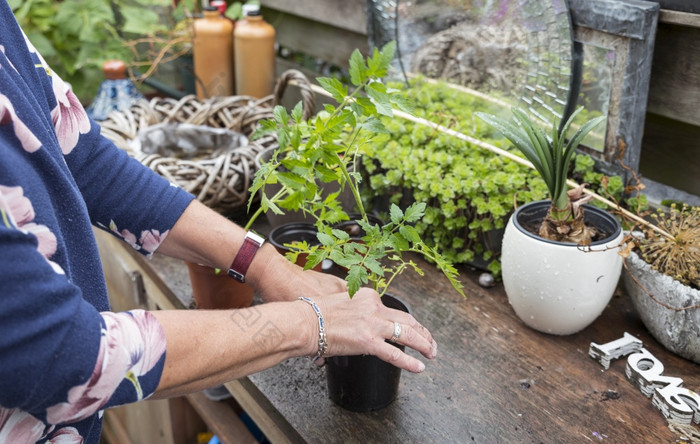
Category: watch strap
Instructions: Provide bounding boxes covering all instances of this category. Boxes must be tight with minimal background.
[227,231,265,282]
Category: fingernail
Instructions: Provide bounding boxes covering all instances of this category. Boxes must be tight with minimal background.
[431,340,438,359]
[417,361,425,372]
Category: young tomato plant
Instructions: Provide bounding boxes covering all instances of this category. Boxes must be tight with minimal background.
[247,42,464,298]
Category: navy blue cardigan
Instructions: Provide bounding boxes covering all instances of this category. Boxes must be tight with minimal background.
[0,1,194,442]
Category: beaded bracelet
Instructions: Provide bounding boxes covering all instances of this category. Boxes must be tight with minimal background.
[297,297,328,363]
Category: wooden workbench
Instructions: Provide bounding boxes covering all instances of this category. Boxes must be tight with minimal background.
[96,229,700,443]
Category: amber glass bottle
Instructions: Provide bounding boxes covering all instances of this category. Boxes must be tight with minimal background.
[233,5,276,98]
[193,6,234,99]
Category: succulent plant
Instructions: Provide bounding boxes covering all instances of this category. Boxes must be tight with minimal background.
[476,108,605,243]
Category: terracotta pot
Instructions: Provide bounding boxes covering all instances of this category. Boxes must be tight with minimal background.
[185,261,255,309]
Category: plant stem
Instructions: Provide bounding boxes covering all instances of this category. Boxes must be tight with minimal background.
[338,159,366,219]
[380,262,407,297]
[244,187,287,231]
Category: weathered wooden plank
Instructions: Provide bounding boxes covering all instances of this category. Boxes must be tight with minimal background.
[244,259,700,443]
[136,248,700,443]
[660,8,700,27]
[640,112,700,199]
[260,0,366,34]
[185,392,258,444]
[264,9,368,68]
[647,22,700,127]
[650,0,700,14]
[224,379,305,444]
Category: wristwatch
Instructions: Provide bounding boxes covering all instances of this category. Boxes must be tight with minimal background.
[227,231,265,282]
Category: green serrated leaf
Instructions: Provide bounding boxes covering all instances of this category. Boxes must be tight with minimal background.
[317,232,335,246]
[317,76,347,103]
[273,105,289,126]
[305,249,326,270]
[360,117,388,134]
[404,202,426,223]
[347,265,369,297]
[399,225,421,243]
[348,49,367,86]
[364,257,384,276]
[290,101,304,123]
[331,228,351,241]
[389,232,409,251]
[366,82,393,117]
[389,204,404,224]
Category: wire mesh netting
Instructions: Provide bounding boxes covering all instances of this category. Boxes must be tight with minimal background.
[366,0,576,125]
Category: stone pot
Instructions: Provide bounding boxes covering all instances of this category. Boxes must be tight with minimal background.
[622,250,700,364]
[501,200,624,335]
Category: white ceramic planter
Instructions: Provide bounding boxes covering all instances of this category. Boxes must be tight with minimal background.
[501,201,624,335]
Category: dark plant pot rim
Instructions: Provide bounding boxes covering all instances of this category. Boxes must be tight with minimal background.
[268,222,319,250]
[511,200,622,247]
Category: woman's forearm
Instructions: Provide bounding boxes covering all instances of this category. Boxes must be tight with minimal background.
[150,299,317,399]
[155,199,347,302]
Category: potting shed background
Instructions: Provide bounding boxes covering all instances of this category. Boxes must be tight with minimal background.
[74,0,700,442]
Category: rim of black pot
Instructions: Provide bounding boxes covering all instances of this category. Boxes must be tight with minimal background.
[381,292,411,315]
[512,200,622,247]
[268,222,320,250]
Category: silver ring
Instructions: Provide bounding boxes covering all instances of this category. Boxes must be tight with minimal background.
[389,321,402,343]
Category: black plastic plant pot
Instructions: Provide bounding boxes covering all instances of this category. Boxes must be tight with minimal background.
[268,222,322,271]
[326,293,409,412]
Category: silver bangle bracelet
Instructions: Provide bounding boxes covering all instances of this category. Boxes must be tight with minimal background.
[297,297,328,363]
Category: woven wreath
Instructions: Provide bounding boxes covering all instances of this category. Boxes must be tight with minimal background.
[99,69,315,212]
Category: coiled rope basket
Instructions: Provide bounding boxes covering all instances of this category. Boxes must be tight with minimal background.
[99,69,315,213]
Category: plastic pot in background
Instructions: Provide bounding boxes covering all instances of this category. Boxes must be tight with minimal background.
[185,261,254,309]
[268,222,323,272]
[326,293,408,412]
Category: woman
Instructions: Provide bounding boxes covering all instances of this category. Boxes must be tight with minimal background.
[0,2,437,442]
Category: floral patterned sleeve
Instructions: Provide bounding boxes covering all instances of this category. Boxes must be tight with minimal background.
[22,27,194,257]
[60,89,194,257]
[0,2,192,442]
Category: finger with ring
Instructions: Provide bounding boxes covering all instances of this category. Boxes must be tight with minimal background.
[389,321,402,343]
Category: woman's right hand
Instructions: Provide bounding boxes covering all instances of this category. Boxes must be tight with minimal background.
[298,288,437,373]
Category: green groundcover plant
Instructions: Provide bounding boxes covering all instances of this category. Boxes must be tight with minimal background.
[361,78,640,276]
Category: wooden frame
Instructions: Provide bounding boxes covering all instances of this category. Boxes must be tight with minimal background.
[568,0,660,179]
